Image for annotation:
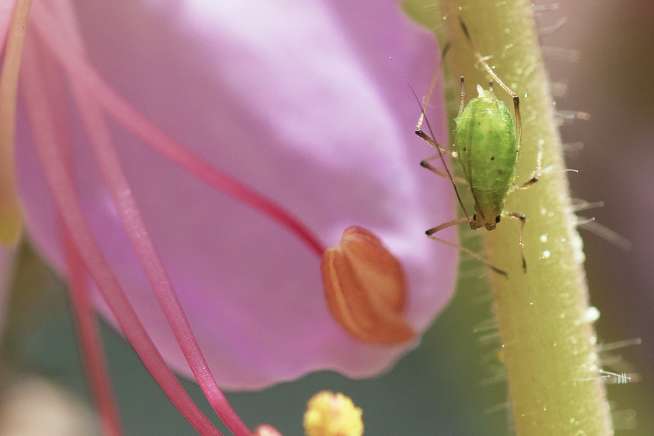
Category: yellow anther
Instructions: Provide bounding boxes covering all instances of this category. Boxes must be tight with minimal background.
[304,391,363,436]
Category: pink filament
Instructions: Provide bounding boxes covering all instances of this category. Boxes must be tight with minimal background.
[32,23,123,436]
[56,10,250,436]
[21,38,222,436]
[63,230,124,436]
[31,4,325,257]
[72,75,251,436]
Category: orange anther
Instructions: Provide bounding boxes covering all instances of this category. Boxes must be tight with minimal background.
[320,226,414,344]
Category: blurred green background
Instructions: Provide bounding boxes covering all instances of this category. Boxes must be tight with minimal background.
[2,1,653,435]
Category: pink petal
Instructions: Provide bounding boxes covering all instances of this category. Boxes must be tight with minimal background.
[17,0,457,389]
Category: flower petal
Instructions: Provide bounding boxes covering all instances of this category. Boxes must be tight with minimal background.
[17,0,457,389]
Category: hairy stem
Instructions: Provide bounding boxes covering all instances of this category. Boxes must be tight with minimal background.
[406,1,614,435]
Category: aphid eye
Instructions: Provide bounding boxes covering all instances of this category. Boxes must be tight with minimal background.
[495,216,501,224]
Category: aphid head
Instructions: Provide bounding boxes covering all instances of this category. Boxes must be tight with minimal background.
[486,215,501,231]
[471,213,500,231]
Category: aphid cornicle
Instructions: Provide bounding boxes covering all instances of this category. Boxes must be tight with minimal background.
[414,18,542,276]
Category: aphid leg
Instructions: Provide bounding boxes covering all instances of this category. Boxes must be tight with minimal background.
[458,17,522,146]
[416,52,442,133]
[426,217,508,277]
[425,217,469,237]
[519,138,543,189]
[503,211,528,272]
[509,138,543,193]
[458,75,466,116]
[420,156,467,185]
[414,121,449,154]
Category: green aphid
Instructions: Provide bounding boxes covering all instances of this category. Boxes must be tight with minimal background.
[414,19,542,276]
[456,84,518,230]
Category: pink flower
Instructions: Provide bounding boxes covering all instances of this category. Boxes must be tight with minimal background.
[9,0,457,431]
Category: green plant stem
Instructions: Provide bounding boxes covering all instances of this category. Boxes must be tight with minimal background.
[405,1,614,435]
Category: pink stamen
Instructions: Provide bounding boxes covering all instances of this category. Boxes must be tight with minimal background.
[31,4,325,257]
[21,37,222,436]
[48,33,123,435]
[54,7,250,435]
[63,230,124,436]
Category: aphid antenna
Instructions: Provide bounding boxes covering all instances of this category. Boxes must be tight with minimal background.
[410,87,472,221]
[460,257,484,266]
[458,268,489,281]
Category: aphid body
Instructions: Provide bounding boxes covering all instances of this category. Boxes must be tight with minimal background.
[414,17,542,274]
[455,85,517,230]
